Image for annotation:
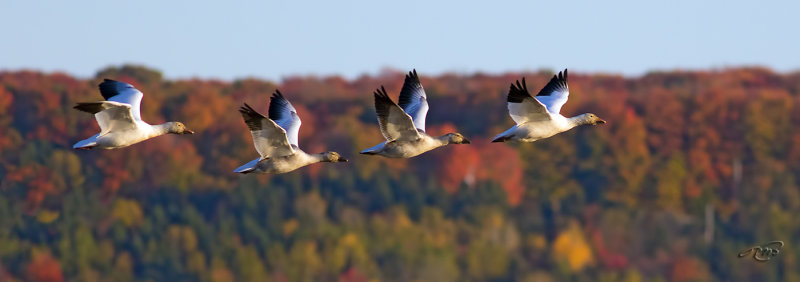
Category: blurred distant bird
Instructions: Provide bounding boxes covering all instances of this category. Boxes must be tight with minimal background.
[73,79,194,149]
[361,69,470,158]
[492,69,605,143]
[234,90,348,174]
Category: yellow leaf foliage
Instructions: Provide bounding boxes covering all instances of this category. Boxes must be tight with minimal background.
[111,198,143,228]
[552,221,594,271]
[36,209,59,224]
[283,219,299,236]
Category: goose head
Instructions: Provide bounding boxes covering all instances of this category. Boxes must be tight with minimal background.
[582,113,606,125]
[445,133,471,144]
[321,151,348,162]
[166,122,195,134]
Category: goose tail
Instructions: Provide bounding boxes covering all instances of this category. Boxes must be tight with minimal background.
[234,157,261,174]
[359,142,385,155]
[73,134,99,150]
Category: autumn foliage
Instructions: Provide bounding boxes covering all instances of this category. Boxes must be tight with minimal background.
[1,65,799,280]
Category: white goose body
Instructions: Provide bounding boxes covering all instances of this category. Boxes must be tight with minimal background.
[234,91,347,174]
[87,121,173,149]
[361,133,451,158]
[237,149,330,174]
[495,115,585,143]
[94,123,156,149]
[492,69,605,143]
[73,79,194,150]
[361,70,470,158]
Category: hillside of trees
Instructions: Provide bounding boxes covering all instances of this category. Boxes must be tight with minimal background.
[2,65,800,281]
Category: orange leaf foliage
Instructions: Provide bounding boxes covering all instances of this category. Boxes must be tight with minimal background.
[26,250,64,282]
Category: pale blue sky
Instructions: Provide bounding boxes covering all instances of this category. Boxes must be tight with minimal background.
[1,0,798,80]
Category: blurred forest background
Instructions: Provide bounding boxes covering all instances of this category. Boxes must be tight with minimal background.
[2,65,800,281]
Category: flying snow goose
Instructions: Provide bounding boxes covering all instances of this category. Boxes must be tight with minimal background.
[234,90,348,174]
[360,69,470,158]
[73,79,194,150]
[491,69,605,143]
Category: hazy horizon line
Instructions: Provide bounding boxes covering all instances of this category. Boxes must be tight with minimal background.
[1,63,795,83]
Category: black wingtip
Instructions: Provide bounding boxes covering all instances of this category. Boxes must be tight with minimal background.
[99,78,118,88]
[405,69,420,82]
[536,69,569,97]
[374,85,389,98]
[507,77,531,103]
[98,78,128,100]
[555,69,567,83]
[239,103,265,131]
[239,103,251,113]
[239,103,263,117]
[238,105,256,121]
[269,89,296,121]
[73,102,105,114]
[272,89,284,99]
[398,69,426,110]
[513,77,527,92]
[373,85,397,115]
[407,69,418,79]
[270,89,286,106]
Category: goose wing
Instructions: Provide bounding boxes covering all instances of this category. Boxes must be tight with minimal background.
[397,69,429,132]
[239,103,295,158]
[98,79,145,121]
[506,77,551,124]
[374,86,422,142]
[535,69,570,114]
[268,90,302,148]
[74,101,138,134]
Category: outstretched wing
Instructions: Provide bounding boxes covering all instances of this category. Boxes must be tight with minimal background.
[98,79,145,121]
[74,101,138,134]
[506,77,551,124]
[268,90,302,147]
[373,86,422,142]
[397,69,429,132]
[535,69,569,114]
[239,103,295,158]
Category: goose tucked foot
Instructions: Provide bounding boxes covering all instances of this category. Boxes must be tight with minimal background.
[491,135,512,143]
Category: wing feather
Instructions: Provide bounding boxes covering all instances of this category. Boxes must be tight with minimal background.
[239,103,295,158]
[98,79,144,121]
[506,78,551,124]
[374,86,422,141]
[74,101,137,134]
[397,69,429,132]
[268,90,302,147]
[534,69,570,114]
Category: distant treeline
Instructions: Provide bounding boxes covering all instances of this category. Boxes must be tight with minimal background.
[0,65,798,281]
